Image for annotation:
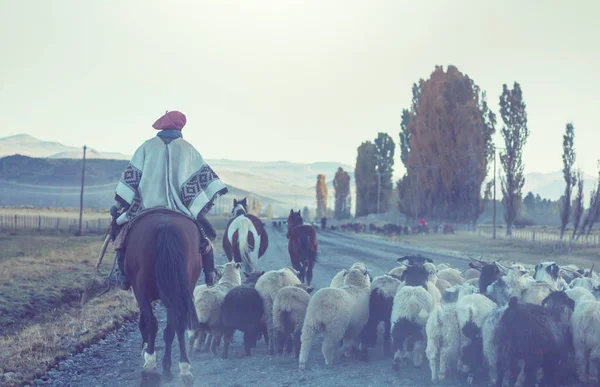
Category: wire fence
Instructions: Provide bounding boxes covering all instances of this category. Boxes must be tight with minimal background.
[0,214,111,233]
[476,227,600,248]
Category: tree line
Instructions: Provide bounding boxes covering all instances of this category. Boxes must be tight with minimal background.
[347,64,599,235]
[315,167,352,221]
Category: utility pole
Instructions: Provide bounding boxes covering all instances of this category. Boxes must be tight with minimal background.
[78,145,87,236]
[493,147,496,240]
[493,146,506,240]
[377,171,381,214]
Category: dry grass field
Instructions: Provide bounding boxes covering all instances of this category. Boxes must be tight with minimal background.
[0,208,229,387]
[366,231,600,269]
[0,206,108,219]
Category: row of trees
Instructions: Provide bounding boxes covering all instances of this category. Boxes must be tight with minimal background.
[350,65,547,235]
[396,65,499,227]
[315,167,352,220]
[559,122,600,239]
[355,133,396,217]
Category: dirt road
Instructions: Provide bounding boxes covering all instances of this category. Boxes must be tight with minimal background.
[40,227,486,387]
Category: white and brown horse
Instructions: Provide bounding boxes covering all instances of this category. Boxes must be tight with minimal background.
[222,198,269,274]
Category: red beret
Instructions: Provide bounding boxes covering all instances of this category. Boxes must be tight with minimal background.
[152,110,187,131]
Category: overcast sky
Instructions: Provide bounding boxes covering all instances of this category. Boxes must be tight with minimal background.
[0,0,598,178]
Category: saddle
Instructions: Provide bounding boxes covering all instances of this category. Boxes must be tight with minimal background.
[113,208,205,252]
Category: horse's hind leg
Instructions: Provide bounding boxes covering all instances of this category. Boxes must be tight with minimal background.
[176,325,194,386]
[139,314,148,350]
[140,300,158,371]
[298,263,307,284]
[186,328,200,360]
[162,322,175,376]
[305,261,314,287]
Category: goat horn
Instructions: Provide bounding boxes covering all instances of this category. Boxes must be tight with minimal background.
[563,268,583,278]
[495,261,509,273]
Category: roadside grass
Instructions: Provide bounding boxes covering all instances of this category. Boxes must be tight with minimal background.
[0,230,139,386]
[365,231,600,268]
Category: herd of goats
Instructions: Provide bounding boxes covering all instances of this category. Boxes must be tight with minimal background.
[185,244,600,386]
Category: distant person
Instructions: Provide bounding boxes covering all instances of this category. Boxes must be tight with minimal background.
[419,217,427,228]
[109,110,228,289]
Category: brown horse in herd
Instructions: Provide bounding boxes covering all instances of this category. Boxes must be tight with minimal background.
[286,210,318,286]
[123,209,202,385]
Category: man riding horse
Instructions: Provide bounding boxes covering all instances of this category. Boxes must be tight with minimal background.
[109,110,228,289]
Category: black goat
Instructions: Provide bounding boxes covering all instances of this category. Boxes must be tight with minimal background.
[220,285,266,358]
[494,296,573,387]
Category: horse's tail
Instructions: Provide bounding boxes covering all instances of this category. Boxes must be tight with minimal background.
[298,228,318,264]
[155,224,199,330]
[235,217,258,274]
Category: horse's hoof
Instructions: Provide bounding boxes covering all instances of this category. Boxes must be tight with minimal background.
[143,352,157,370]
[179,362,193,386]
[180,373,194,387]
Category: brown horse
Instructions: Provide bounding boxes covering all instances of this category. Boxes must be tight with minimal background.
[287,210,318,286]
[222,198,268,274]
[124,209,202,385]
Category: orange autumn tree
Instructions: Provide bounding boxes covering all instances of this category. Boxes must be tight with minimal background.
[398,65,496,224]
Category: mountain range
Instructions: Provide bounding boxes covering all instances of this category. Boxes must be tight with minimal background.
[0,134,355,215]
[0,134,595,212]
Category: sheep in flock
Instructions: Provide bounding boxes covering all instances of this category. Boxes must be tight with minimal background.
[565,286,596,305]
[494,296,574,387]
[422,262,449,295]
[455,293,497,384]
[220,284,266,358]
[198,268,265,351]
[330,269,348,288]
[243,270,266,287]
[190,264,225,351]
[571,296,600,384]
[391,263,436,370]
[388,265,406,279]
[187,262,242,358]
[298,265,371,370]
[464,277,479,287]
[487,264,557,306]
[435,278,452,295]
[534,261,569,291]
[468,260,506,295]
[437,267,464,286]
[397,254,434,267]
[462,268,481,282]
[560,264,583,283]
[569,276,600,293]
[272,283,314,358]
[481,303,508,386]
[425,287,464,382]
[361,274,402,357]
[436,263,451,271]
[255,267,301,354]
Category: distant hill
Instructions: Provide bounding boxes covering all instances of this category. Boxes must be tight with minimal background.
[0,134,131,160]
[0,134,357,212]
[521,171,597,201]
[4,133,586,210]
[0,155,288,214]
